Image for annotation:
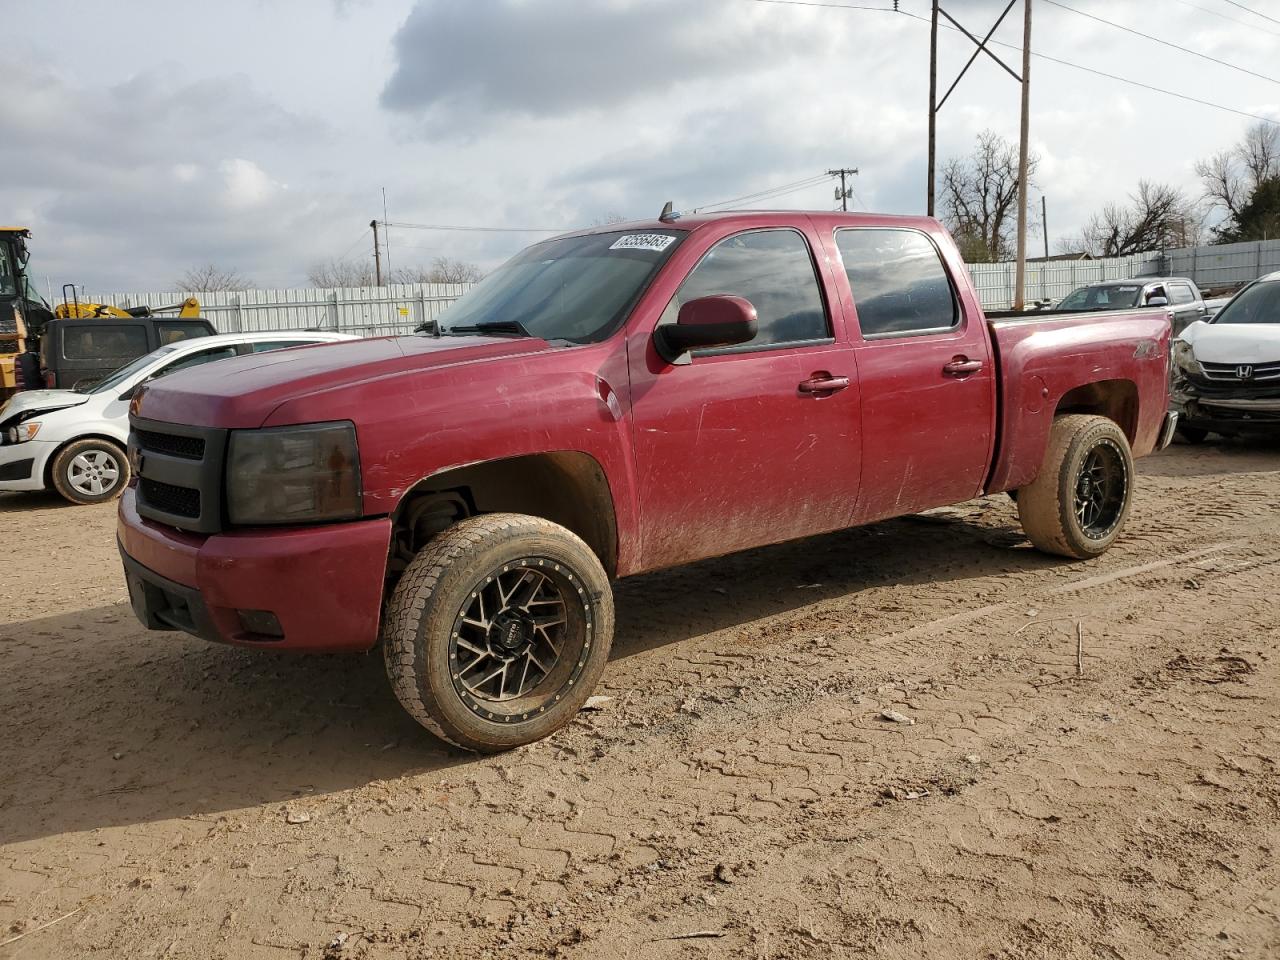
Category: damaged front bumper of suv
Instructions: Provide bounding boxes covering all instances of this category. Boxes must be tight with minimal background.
[1171,370,1280,436]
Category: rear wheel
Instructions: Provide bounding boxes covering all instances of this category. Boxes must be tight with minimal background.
[382,513,614,752]
[50,438,130,505]
[1016,415,1134,559]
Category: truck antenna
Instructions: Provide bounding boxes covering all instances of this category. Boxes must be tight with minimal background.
[659,201,680,223]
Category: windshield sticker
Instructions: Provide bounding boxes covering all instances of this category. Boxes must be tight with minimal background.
[610,234,676,253]
[1117,286,1139,292]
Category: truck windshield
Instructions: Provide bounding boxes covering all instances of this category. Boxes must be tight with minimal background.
[434,229,685,344]
[1211,280,1280,325]
[1056,284,1143,312]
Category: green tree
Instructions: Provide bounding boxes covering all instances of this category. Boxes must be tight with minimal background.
[1215,177,1280,243]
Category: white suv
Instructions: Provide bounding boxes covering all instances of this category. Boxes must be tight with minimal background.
[0,331,356,504]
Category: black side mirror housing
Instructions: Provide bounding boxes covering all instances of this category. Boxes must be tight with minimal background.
[654,295,758,365]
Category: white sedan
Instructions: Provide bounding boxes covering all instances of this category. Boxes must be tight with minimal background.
[0,331,356,504]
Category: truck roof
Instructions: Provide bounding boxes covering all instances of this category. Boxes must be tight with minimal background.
[554,209,941,240]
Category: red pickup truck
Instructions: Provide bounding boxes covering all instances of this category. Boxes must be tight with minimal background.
[118,211,1176,751]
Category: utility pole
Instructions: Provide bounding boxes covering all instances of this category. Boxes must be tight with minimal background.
[828,168,860,212]
[1041,195,1049,260]
[924,0,1023,227]
[927,0,939,217]
[370,219,383,287]
[1013,0,1032,310]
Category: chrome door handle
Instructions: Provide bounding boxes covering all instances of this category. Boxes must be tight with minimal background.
[798,375,851,394]
[943,358,983,377]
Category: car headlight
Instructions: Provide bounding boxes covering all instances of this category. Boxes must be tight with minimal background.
[6,421,41,443]
[1171,339,1200,374]
[226,421,362,525]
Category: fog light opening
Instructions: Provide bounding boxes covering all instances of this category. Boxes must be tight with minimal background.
[237,609,284,639]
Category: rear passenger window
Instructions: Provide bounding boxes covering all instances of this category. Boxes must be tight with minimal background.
[1170,284,1195,305]
[667,229,829,349]
[62,324,149,360]
[836,229,958,337]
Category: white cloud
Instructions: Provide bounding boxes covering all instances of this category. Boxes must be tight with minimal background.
[220,159,277,209]
[2,0,1277,290]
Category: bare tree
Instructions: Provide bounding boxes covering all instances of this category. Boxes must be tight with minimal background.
[306,258,376,288]
[392,257,485,284]
[176,264,252,291]
[1074,181,1203,257]
[1195,122,1280,223]
[940,130,1039,263]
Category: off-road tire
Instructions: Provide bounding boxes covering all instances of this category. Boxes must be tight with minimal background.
[1176,423,1209,444]
[1016,414,1135,560]
[382,513,614,753]
[50,438,130,505]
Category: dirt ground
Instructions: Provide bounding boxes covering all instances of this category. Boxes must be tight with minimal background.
[1,440,1278,960]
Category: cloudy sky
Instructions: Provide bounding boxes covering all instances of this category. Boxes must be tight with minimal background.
[4,0,1278,294]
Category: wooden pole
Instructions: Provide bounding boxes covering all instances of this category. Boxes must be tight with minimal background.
[927,0,939,217]
[1013,0,1032,310]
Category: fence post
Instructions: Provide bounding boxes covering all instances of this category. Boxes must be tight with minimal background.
[329,291,340,332]
[232,294,243,333]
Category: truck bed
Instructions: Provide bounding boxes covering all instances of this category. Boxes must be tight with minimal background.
[983,308,1172,494]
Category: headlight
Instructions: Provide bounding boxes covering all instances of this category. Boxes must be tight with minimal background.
[226,421,361,525]
[6,421,41,443]
[1171,340,1200,374]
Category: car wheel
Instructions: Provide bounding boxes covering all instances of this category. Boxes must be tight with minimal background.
[50,439,130,505]
[1016,414,1135,560]
[1176,423,1209,444]
[382,513,615,753]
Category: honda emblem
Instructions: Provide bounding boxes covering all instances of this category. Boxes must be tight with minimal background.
[1236,364,1254,380]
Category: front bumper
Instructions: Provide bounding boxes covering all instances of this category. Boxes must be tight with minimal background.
[117,487,392,652]
[0,438,56,491]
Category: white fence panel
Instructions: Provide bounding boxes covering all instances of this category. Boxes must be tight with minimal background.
[82,283,478,338]
[81,240,1278,325]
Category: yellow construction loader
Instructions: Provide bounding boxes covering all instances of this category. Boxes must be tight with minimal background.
[1,228,202,398]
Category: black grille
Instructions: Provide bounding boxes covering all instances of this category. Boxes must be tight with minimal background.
[136,429,206,460]
[140,478,201,518]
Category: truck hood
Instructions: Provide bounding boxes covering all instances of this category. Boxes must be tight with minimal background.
[135,334,555,428]
[0,389,89,422]
[1180,320,1280,363]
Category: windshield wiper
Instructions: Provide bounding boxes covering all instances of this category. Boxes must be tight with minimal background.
[443,320,533,338]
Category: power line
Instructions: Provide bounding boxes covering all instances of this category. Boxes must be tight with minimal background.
[741,0,1280,127]
[382,221,566,233]
[1221,0,1280,27]
[1042,0,1280,87]
[1170,0,1280,38]
[693,173,836,212]
[335,228,372,261]
[746,0,897,10]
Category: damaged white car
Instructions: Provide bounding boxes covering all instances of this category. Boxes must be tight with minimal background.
[1171,271,1280,443]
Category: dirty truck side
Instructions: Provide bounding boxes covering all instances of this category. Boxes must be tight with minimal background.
[118,212,1174,751]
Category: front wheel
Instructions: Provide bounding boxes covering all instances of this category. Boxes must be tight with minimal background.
[382,513,615,752]
[1016,415,1135,559]
[50,438,130,505]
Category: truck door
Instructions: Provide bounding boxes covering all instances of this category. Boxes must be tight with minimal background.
[832,227,996,523]
[627,224,861,571]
